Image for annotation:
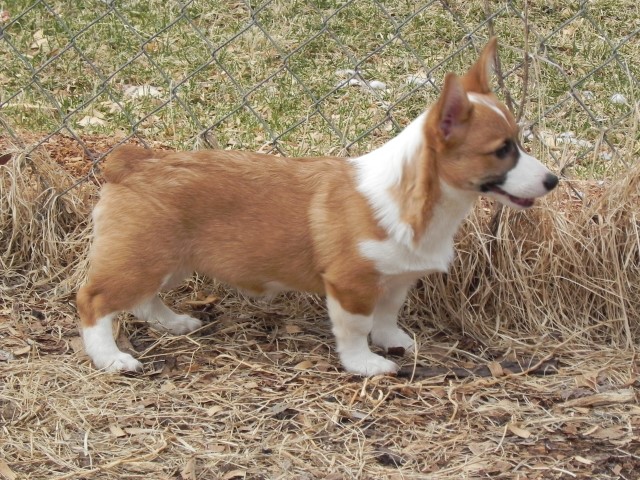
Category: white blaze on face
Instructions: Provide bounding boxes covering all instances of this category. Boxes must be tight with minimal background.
[467,92,508,124]
[503,147,554,198]
[485,147,556,210]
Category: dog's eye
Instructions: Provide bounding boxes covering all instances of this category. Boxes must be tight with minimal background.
[495,140,514,159]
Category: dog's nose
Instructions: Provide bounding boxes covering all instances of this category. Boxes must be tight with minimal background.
[543,173,559,191]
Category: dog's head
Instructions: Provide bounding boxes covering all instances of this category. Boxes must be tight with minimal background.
[424,38,558,209]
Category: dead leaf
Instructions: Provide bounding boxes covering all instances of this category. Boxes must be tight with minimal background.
[315,361,332,372]
[12,345,31,356]
[583,425,599,436]
[124,85,163,99]
[30,29,50,53]
[68,336,86,355]
[293,360,313,370]
[486,460,512,473]
[556,389,636,409]
[467,442,491,456]
[488,361,504,377]
[574,455,593,465]
[322,475,344,480]
[160,381,176,393]
[269,403,289,415]
[109,424,126,438]
[0,459,17,480]
[183,295,219,306]
[285,324,302,334]
[575,371,599,390]
[0,10,10,24]
[78,115,106,127]
[373,446,405,466]
[508,424,532,439]
[206,405,224,416]
[185,363,202,373]
[222,469,245,479]
[144,41,160,53]
[588,426,628,441]
[99,100,122,114]
[0,349,14,362]
[181,457,196,480]
[115,327,136,353]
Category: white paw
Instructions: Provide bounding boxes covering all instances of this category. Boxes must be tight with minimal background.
[340,350,399,376]
[371,327,415,352]
[155,315,202,335]
[94,351,143,373]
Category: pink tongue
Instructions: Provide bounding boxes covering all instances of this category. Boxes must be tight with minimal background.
[509,194,534,208]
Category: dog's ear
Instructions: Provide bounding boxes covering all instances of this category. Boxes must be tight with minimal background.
[436,72,472,142]
[461,37,497,94]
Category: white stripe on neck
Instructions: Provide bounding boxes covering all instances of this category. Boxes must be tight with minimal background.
[349,112,427,245]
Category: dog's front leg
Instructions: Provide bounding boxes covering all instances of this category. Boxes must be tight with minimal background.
[370,279,415,353]
[326,294,399,376]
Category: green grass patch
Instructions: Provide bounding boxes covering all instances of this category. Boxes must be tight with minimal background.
[0,0,637,177]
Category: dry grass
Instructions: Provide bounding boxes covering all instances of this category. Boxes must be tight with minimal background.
[1,138,639,479]
[417,173,640,350]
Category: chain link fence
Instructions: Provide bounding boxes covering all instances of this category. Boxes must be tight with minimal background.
[1,0,638,189]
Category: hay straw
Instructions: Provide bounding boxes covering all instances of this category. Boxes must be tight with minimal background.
[0,147,93,299]
[416,169,640,350]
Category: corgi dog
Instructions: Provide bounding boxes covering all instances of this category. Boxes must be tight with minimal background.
[77,38,558,376]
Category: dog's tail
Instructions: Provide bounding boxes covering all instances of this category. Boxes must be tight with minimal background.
[103,145,170,183]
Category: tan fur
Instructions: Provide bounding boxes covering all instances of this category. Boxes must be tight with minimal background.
[392,144,442,244]
[78,149,386,327]
[461,37,497,94]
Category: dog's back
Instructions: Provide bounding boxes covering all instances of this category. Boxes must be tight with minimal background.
[102,145,172,184]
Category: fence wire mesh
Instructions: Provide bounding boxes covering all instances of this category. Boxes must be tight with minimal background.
[0,0,638,190]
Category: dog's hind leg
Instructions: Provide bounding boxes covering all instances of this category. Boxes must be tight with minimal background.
[77,253,180,372]
[132,294,202,335]
[77,284,145,372]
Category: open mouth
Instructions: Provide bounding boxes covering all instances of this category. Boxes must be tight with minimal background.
[484,185,535,208]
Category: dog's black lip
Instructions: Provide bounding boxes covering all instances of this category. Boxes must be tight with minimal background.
[479,177,505,193]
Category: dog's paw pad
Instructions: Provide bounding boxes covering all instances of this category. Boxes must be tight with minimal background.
[156,315,203,335]
[371,328,415,353]
[96,352,143,373]
[341,351,399,377]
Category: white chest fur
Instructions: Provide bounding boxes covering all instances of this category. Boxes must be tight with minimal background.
[350,113,477,278]
[359,182,475,276]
